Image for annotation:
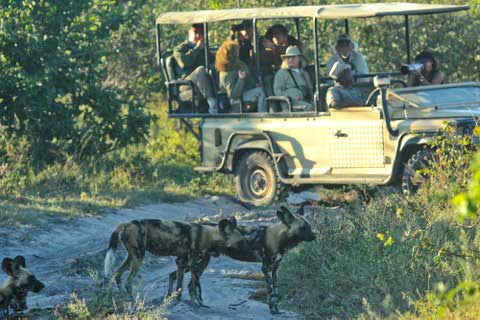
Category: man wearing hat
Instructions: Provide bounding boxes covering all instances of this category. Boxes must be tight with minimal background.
[173,24,218,114]
[273,46,314,112]
[326,34,369,83]
[326,61,365,109]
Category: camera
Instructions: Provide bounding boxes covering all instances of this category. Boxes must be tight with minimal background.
[400,63,424,75]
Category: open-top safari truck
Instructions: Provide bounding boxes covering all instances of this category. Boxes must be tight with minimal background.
[155,3,479,206]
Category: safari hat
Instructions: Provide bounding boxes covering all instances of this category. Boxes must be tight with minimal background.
[280,46,304,59]
[329,61,351,80]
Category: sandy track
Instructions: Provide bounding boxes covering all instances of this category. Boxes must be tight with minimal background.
[0,197,298,319]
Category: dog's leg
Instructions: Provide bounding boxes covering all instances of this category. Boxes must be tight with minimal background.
[269,255,283,314]
[262,254,282,315]
[188,251,209,307]
[196,253,210,304]
[175,256,188,301]
[261,257,274,313]
[124,256,143,296]
[113,255,131,290]
[167,270,177,298]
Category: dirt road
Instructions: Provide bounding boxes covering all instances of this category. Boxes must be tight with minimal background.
[0,197,299,319]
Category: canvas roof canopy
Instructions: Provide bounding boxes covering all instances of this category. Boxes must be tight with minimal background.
[156,3,469,25]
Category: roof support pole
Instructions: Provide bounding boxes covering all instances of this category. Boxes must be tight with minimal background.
[295,18,301,43]
[203,22,209,67]
[156,24,161,66]
[253,18,262,86]
[404,15,411,63]
[344,19,349,34]
[313,17,320,113]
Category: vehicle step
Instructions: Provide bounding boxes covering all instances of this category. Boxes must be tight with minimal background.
[194,166,215,172]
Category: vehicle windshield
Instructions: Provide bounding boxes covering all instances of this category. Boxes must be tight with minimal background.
[390,85,480,108]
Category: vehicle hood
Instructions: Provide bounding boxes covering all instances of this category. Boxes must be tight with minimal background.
[387,82,480,120]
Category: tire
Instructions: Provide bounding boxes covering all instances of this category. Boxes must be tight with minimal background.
[234,151,280,207]
[401,149,434,195]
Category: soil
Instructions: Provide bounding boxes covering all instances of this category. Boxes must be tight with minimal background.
[0,197,299,319]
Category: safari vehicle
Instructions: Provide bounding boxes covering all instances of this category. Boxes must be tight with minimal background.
[155,3,479,206]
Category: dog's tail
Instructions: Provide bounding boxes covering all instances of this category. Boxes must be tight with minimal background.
[104,223,127,278]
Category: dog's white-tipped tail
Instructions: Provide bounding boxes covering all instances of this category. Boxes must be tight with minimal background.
[104,248,116,278]
[104,226,122,278]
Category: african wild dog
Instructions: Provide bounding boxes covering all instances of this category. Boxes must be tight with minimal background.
[103,217,248,306]
[1,256,45,318]
[169,205,315,314]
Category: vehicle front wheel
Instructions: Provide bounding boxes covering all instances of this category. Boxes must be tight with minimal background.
[234,151,280,207]
[401,149,434,195]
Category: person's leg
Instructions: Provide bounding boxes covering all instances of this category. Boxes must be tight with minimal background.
[185,66,217,114]
[242,87,266,112]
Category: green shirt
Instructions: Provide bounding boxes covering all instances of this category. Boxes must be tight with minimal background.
[273,68,313,102]
[173,41,213,78]
[219,61,256,100]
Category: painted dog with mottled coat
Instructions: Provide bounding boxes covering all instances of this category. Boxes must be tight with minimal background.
[169,205,316,314]
[1,256,45,318]
[103,217,248,306]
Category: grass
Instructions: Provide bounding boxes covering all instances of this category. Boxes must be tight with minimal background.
[0,98,234,228]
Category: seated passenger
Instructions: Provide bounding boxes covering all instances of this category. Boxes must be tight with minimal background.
[326,62,365,108]
[216,40,266,112]
[173,24,218,114]
[261,24,304,95]
[230,20,254,71]
[273,46,313,112]
[326,34,369,83]
[407,50,445,87]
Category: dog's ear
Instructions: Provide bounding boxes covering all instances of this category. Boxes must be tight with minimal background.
[229,216,237,227]
[14,255,26,268]
[2,258,16,275]
[219,219,232,234]
[277,206,295,225]
[296,204,305,216]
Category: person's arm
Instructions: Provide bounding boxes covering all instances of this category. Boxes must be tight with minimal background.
[354,52,369,75]
[326,87,341,108]
[325,57,336,77]
[431,71,445,85]
[302,70,314,99]
[222,70,246,100]
[173,42,203,70]
[273,70,286,96]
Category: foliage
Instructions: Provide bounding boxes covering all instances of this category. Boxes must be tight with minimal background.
[0,0,151,166]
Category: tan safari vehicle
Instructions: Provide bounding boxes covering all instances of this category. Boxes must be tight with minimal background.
[155,3,479,206]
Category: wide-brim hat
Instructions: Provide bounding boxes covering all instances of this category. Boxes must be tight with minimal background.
[280,46,304,59]
[329,61,351,80]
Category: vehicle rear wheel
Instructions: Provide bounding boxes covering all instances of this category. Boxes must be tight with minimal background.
[401,149,434,195]
[234,151,279,207]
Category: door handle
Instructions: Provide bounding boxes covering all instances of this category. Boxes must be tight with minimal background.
[334,130,348,138]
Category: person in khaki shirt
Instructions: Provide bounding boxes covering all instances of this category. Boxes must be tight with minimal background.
[273,46,314,112]
[216,40,266,112]
[325,34,369,83]
[326,62,366,109]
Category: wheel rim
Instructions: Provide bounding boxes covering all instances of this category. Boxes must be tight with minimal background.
[249,168,270,198]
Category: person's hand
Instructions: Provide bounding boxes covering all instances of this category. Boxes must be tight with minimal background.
[238,71,247,80]
[412,69,422,78]
[195,39,205,49]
